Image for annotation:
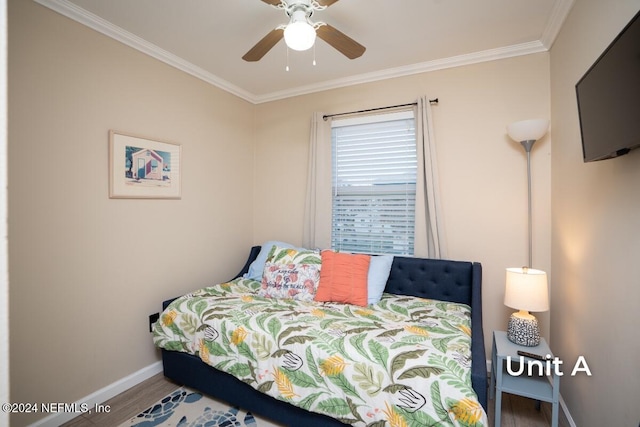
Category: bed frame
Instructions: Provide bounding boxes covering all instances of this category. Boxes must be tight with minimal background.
[160,246,487,426]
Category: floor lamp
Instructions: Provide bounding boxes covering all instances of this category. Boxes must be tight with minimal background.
[504,119,549,346]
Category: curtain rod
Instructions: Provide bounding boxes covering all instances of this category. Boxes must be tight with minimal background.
[322,98,438,121]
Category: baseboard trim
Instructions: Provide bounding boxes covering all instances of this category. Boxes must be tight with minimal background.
[29,361,163,427]
[559,395,578,427]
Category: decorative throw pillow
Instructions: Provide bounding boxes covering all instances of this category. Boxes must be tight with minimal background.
[245,241,297,280]
[367,255,394,304]
[258,245,321,301]
[314,250,370,307]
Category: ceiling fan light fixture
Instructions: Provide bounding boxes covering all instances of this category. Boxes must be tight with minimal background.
[242,0,365,62]
[284,10,316,51]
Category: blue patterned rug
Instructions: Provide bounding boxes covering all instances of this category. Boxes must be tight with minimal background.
[119,387,282,427]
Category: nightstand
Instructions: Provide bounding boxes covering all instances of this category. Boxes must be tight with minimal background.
[489,331,560,427]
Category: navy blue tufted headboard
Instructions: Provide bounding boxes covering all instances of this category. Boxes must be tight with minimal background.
[235,247,479,308]
[385,256,477,306]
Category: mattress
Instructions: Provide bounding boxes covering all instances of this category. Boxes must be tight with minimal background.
[153,277,487,426]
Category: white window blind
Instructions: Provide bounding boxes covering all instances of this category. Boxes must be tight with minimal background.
[331,111,417,255]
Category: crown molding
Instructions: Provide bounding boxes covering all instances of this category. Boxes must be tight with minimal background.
[252,41,548,103]
[34,0,573,105]
[540,0,575,49]
[33,0,256,103]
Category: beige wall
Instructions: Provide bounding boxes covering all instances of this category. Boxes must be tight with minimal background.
[8,1,255,424]
[10,2,640,425]
[9,1,558,425]
[550,0,640,426]
[254,54,553,357]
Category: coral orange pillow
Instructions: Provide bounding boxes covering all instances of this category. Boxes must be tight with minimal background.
[315,250,371,306]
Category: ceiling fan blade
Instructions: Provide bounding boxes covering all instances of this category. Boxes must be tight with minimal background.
[316,0,340,6]
[260,0,339,6]
[316,24,365,59]
[242,28,284,61]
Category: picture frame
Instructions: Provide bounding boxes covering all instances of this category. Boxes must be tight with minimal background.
[109,130,182,199]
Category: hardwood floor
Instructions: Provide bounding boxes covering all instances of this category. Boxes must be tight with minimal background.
[61,373,571,426]
[486,392,570,427]
[60,374,178,427]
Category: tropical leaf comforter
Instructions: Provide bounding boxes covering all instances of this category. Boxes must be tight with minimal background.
[153,278,487,427]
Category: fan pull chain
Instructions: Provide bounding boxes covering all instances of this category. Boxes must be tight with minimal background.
[313,43,316,66]
[286,47,290,71]
[284,44,318,70]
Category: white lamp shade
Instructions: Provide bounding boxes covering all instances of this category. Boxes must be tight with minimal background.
[507,119,549,142]
[284,20,316,51]
[504,267,549,312]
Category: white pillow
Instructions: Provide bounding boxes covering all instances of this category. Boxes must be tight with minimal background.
[367,255,394,304]
[245,241,296,280]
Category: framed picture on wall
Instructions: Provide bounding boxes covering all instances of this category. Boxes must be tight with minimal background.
[109,130,182,199]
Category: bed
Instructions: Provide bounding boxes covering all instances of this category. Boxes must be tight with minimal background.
[154,245,488,426]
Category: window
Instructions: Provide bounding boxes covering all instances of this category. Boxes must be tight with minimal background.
[331,111,417,255]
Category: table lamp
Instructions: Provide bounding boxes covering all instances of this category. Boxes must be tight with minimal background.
[504,267,549,346]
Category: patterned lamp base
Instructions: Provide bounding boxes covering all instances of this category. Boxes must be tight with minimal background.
[507,314,540,346]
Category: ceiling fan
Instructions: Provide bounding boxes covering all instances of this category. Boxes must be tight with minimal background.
[242,0,366,62]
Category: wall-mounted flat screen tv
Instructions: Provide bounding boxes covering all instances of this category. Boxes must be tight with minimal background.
[576,9,640,162]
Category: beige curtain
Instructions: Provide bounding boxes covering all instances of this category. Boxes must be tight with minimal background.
[302,112,332,249]
[414,96,447,258]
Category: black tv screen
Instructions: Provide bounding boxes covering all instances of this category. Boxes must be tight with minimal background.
[576,9,640,162]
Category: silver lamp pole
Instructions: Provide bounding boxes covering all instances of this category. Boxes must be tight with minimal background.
[507,119,549,268]
[521,139,535,268]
